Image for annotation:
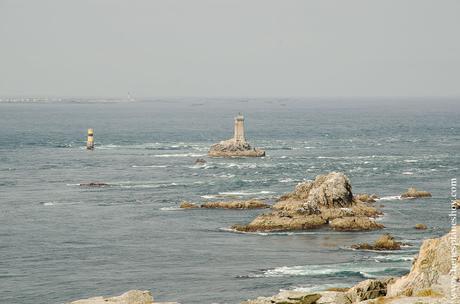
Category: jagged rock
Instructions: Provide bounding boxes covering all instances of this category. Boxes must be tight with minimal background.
[386,226,459,298]
[401,187,432,199]
[201,199,269,209]
[351,234,402,250]
[329,217,384,231]
[415,223,428,230]
[68,290,153,304]
[234,172,383,232]
[241,291,321,304]
[343,278,395,303]
[179,201,200,209]
[208,113,265,157]
[79,182,109,187]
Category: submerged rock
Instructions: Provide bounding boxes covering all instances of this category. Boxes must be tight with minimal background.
[180,199,269,209]
[201,200,269,209]
[208,113,265,157]
[401,187,432,199]
[351,234,402,250]
[68,290,153,304]
[233,172,383,232]
[79,182,109,187]
[194,158,207,165]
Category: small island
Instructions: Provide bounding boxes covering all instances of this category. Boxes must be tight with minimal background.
[208,113,265,157]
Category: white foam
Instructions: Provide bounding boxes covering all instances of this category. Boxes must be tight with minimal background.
[377,195,402,201]
[152,153,205,158]
[132,165,168,168]
[279,178,294,183]
[159,206,184,211]
[373,255,414,263]
[404,159,419,163]
[402,171,414,175]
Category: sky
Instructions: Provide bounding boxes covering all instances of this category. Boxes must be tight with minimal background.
[0,0,459,98]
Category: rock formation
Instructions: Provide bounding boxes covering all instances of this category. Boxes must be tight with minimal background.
[241,291,321,304]
[180,199,269,209]
[401,187,432,199]
[351,234,402,250]
[208,113,265,157]
[232,172,383,232]
[453,199,460,209]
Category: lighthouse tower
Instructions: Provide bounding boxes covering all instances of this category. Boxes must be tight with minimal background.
[233,113,246,143]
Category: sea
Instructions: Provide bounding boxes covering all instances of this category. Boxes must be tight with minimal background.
[0,98,459,304]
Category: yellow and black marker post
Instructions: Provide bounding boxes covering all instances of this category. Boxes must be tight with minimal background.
[86,128,94,150]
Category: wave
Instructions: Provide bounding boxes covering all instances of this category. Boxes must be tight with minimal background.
[152,153,205,158]
[39,201,56,206]
[373,255,414,263]
[402,171,414,175]
[245,262,410,279]
[201,190,274,199]
[159,206,184,211]
[131,165,168,168]
[377,195,402,201]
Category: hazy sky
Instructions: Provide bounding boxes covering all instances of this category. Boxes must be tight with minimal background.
[1,0,459,98]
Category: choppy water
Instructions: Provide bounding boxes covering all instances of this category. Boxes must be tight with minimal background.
[0,98,459,304]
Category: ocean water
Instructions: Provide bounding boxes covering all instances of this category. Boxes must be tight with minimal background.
[0,98,459,304]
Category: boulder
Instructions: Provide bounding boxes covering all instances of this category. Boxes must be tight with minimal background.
[415,223,428,230]
[241,291,321,304]
[401,187,432,199]
[68,290,153,304]
[351,234,402,250]
[343,278,394,303]
[453,199,460,209]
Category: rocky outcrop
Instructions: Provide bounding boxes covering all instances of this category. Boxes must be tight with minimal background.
[208,140,265,157]
[180,199,269,209]
[208,113,265,157]
[386,226,459,298]
[241,291,321,304]
[69,290,154,304]
[343,278,395,303]
[453,199,460,209]
[233,172,383,232]
[351,234,402,250]
[401,187,432,199]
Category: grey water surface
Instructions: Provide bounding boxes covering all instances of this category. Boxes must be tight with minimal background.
[0,98,459,304]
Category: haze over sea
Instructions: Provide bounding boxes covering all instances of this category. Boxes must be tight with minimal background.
[0,98,459,304]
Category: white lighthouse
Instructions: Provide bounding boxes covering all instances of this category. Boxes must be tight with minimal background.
[233,113,245,143]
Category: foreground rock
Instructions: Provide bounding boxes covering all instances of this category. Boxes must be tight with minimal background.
[351,234,402,250]
[241,291,321,304]
[243,227,459,304]
[180,199,269,209]
[232,172,383,232]
[69,290,153,304]
[68,290,178,304]
[401,187,432,199]
[208,113,265,157]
